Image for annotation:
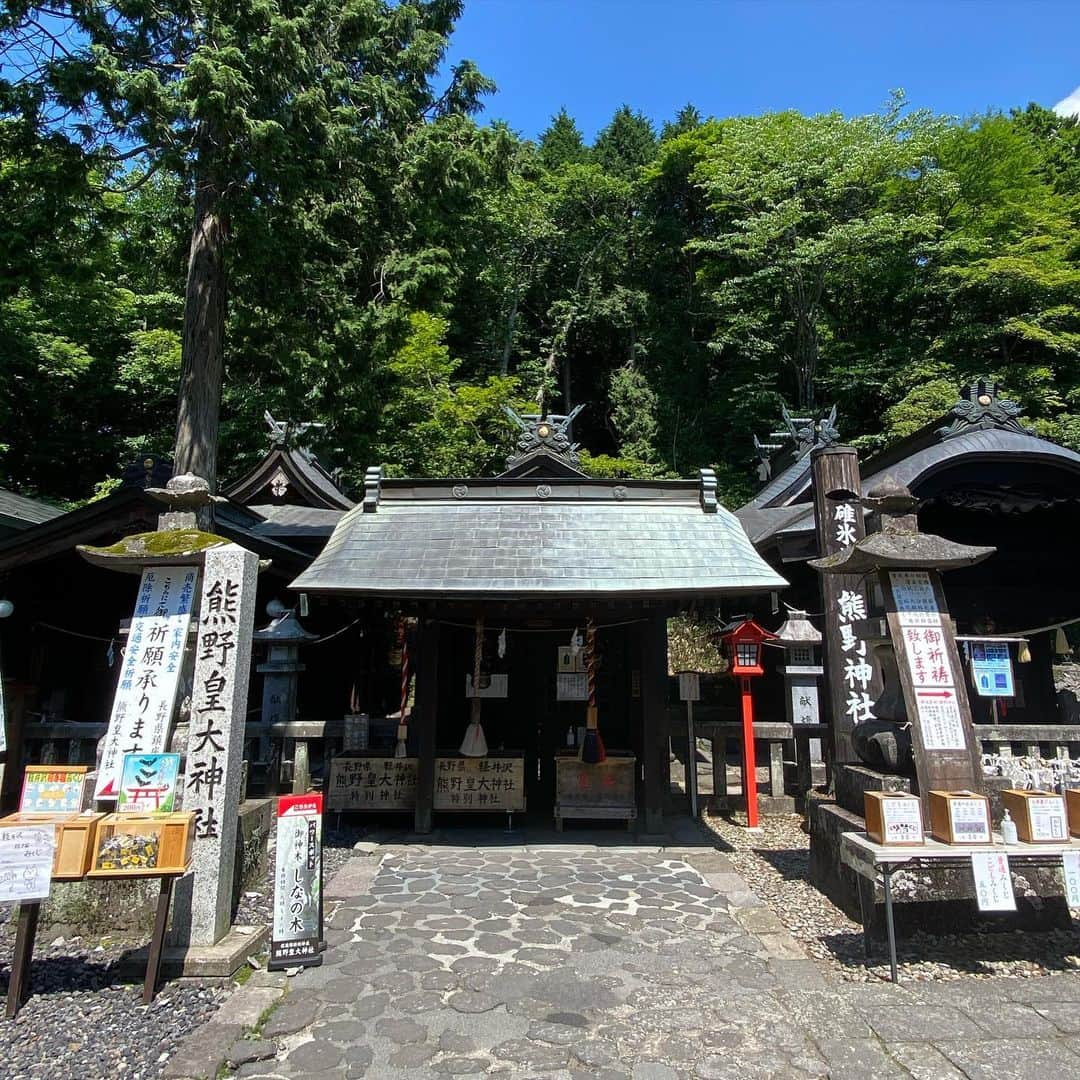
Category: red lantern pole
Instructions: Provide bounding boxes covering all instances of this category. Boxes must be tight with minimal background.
[740,676,759,828]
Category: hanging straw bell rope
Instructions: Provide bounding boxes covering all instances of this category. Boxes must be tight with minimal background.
[580,617,606,764]
[460,614,489,756]
[395,619,409,758]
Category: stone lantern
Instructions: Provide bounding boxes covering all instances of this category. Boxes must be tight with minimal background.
[253,598,316,792]
[774,608,825,793]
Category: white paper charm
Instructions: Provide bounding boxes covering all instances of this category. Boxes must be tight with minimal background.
[971,851,1016,912]
[1063,851,1080,908]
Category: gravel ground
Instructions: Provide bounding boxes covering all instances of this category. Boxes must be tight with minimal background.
[0,820,364,1079]
[701,803,1080,984]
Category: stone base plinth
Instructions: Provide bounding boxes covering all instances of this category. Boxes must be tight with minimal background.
[835,764,912,816]
[118,923,268,980]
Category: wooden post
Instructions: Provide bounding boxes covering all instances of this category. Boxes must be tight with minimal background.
[413,619,440,835]
[740,678,759,827]
[686,698,698,818]
[811,445,875,769]
[711,737,727,805]
[5,899,40,1018]
[640,614,668,834]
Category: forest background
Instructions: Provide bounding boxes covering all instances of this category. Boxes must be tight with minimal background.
[2,1,1079,510]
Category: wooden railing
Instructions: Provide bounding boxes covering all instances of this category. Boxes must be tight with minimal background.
[21,718,1080,806]
[972,723,1080,761]
[19,721,107,766]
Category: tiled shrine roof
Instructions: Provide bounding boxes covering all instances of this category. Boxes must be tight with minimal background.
[291,469,787,599]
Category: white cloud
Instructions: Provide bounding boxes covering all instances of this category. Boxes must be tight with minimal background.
[1053,86,1080,118]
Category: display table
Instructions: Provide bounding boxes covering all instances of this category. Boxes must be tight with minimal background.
[554,752,637,830]
[841,831,1080,983]
[5,869,188,1019]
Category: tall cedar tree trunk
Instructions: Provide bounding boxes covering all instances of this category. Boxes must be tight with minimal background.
[174,142,226,492]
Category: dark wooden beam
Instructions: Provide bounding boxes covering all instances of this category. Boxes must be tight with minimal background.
[640,613,669,834]
[413,618,440,835]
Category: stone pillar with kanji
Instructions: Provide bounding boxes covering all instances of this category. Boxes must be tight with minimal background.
[171,543,260,947]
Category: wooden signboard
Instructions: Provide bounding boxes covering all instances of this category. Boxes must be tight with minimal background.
[883,570,983,817]
[20,765,88,814]
[327,756,418,812]
[811,446,879,765]
[434,756,525,812]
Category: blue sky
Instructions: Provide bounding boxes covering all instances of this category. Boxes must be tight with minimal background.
[445,0,1080,141]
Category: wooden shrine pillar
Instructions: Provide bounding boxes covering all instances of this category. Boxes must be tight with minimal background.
[811,445,874,770]
[640,613,669,834]
[413,619,440,835]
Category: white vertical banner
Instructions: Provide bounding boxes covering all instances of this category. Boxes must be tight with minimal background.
[971,851,1016,912]
[95,567,198,799]
[1063,852,1080,908]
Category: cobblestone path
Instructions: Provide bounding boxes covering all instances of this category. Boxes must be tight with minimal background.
[237,845,1080,1079]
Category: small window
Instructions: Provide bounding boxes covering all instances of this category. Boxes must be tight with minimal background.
[736,642,759,668]
[789,645,813,665]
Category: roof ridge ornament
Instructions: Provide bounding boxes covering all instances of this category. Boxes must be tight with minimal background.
[753,404,840,481]
[503,404,585,469]
[936,380,1033,440]
[362,466,382,513]
[699,468,718,513]
[264,410,326,458]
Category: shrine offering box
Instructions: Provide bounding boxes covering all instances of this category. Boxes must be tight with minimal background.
[88,812,195,876]
[0,811,106,879]
[1002,789,1068,843]
[864,792,924,845]
[1066,789,1080,838]
[928,790,992,845]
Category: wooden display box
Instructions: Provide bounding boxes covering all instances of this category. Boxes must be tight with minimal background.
[0,811,106,880]
[1002,789,1068,843]
[864,792,924,846]
[88,812,195,876]
[1066,789,1080,838]
[928,790,992,845]
[554,752,637,829]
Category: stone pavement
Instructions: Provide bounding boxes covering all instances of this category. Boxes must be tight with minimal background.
[209,837,1080,1080]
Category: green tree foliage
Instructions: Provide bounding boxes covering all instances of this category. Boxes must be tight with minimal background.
[375,312,524,476]
[592,105,658,178]
[539,108,589,170]
[3,42,1079,506]
[2,0,493,489]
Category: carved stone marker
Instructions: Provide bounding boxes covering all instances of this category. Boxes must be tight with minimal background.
[812,483,995,817]
[172,543,259,947]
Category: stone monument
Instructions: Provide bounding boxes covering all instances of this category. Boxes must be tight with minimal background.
[171,542,259,947]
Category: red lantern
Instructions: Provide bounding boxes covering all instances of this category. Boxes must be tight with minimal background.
[720,619,777,827]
